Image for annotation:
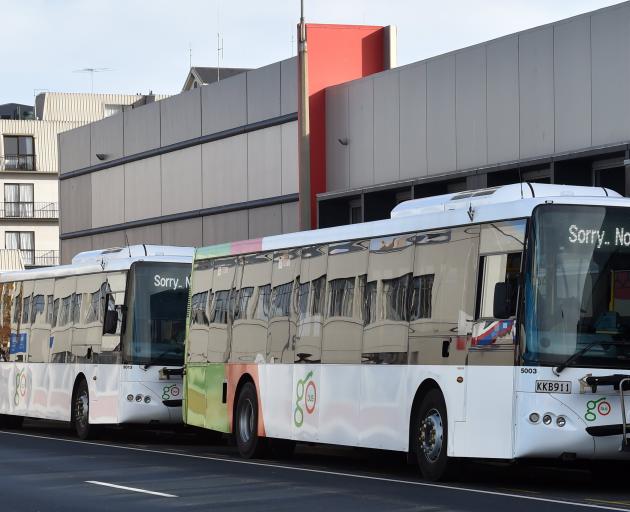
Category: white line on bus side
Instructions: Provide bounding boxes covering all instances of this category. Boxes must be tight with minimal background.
[0,430,626,512]
[85,480,177,498]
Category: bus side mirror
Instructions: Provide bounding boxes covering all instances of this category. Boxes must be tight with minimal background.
[493,282,513,319]
[103,309,118,334]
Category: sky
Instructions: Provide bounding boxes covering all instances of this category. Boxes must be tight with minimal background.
[0,0,624,106]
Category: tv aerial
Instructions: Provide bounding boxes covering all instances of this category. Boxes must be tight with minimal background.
[73,68,112,93]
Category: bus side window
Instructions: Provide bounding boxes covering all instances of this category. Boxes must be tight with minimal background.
[477,253,522,319]
[28,277,52,364]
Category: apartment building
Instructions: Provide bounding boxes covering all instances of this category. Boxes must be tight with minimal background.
[0,92,165,268]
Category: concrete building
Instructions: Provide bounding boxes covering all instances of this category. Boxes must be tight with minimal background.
[59,2,630,261]
[0,92,165,268]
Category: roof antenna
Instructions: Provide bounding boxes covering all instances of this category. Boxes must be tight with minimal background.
[124,231,131,258]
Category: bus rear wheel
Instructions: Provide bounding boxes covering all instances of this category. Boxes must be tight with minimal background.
[72,379,100,440]
[413,388,453,481]
[234,382,266,459]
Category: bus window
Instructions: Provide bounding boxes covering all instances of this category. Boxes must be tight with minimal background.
[323,240,368,364]
[0,282,14,361]
[74,274,108,362]
[477,253,522,320]
[51,277,77,363]
[29,279,53,363]
[188,258,213,363]
[295,245,327,363]
[207,257,236,363]
[231,252,272,363]
[268,248,300,363]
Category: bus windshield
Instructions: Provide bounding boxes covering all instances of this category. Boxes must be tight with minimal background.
[124,262,190,366]
[525,204,630,369]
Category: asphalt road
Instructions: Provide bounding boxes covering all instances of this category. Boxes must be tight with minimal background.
[1,420,630,511]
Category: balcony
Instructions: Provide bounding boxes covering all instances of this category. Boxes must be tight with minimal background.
[1,155,36,171]
[22,250,59,267]
[0,202,58,220]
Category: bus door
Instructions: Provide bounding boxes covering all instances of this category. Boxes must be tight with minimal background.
[456,221,525,459]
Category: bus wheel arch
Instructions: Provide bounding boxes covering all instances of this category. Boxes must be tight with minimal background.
[409,379,454,481]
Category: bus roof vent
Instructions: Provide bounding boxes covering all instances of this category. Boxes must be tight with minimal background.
[71,245,194,265]
[390,183,620,219]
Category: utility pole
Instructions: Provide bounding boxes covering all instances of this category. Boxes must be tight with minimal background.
[298,0,311,230]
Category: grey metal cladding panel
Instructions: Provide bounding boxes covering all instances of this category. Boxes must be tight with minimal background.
[455,46,487,169]
[202,134,247,208]
[124,157,161,222]
[123,101,161,156]
[399,62,427,179]
[426,55,456,175]
[201,72,247,135]
[92,231,126,251]
[160,88,202,146]
[162,218,202,247]
[519,27,555,158]
[281,121,298,195]
[554,16,591,152]
[90,114,123,166]
[281,57,298,116]
[247,62,281,124]
[348,78,374,188]
[125,224,162,245]
[373,71,400,184]
[247,126,282,201]
[203,210,248,246]
[60,174,91,234]
[281,202,299,234]
[326,85,350,191]
[248,204,282,239]
[161,146,202,216]
[486,36,519,164]
[59,126,91,174]
[91,166,124,228]
[61,237,93,265]
[591,5,630,146]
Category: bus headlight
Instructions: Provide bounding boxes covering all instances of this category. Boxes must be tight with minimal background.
[556,416,566,427]
[144,396,151,404]
[127,394,134,402]
[135,394,143,402]
[529,412,540,423]
[543,414,553,425]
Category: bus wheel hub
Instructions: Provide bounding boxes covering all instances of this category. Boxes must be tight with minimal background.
[420,409,443,462]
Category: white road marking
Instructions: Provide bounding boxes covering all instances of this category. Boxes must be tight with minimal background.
[86,480,177,498]
[0,429,627,511]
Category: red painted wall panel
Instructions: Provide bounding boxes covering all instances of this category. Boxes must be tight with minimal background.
[301,24,386,228]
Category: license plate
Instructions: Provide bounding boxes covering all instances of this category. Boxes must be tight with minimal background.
[535,380,571,394]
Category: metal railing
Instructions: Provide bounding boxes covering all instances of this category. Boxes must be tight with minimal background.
[22,250,59,267]
[0,202,58,219]
[1,155,36,171]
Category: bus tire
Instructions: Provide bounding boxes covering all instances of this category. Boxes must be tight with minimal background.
[413,388,453,481]
[72,379,99,440]
[234,381,265,459]
[0,414,23,429]
[268,438,296,459]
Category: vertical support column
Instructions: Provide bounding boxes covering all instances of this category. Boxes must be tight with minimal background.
[297,6,311,231]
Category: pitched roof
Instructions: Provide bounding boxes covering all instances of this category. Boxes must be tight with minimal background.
[182,67,249,91]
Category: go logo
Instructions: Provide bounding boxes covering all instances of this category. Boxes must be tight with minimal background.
[14,369,27,406]
[294,371,317,428]
[585,397,611,422]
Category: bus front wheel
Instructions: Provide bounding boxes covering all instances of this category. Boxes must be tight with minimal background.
[234,381,265,459]
[413,388,453,481]
[72,379,99,440]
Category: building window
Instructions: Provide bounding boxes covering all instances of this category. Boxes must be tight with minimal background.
[103,104,124,117]
[349,199,362,224]
[4,183,33,218]
[3,136,35,171]
[5,231,34,266]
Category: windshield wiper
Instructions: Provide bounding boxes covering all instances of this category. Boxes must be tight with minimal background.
[554,340,630,375]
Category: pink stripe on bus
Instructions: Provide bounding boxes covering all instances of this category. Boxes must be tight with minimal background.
[231,238,263,255]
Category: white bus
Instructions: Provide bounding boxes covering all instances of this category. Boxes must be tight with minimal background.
[0,245,192,439]
[184,184,630,480]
